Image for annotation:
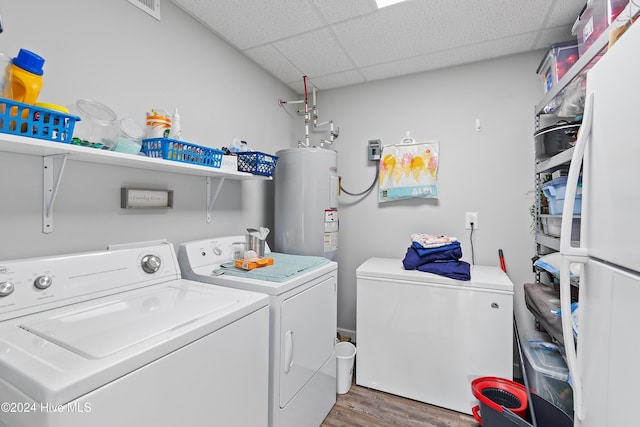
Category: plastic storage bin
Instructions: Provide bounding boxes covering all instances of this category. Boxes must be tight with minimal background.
[536,41,579,93]
[520,330,574,416]
[572,0,628,56]
[0,97,79,143]
[236,151,279,176]
[542,177,582,215]
[69,99,118,150]
[141,138,224,168]
[540,216,581,240]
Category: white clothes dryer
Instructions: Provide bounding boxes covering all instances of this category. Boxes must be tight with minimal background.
[178,235,338,427]
[0,241,269,427]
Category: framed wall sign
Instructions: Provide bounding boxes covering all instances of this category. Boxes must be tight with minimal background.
[121,188,173,209]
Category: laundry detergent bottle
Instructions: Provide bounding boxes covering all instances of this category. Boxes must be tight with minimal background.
[3,48,45,105]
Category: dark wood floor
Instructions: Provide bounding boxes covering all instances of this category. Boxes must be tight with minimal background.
[321,383,478,427]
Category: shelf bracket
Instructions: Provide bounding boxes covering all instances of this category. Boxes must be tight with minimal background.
[42,154,69,234]
[206,176,225,223]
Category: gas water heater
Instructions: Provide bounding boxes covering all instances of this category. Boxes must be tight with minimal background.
[274,147,339,260]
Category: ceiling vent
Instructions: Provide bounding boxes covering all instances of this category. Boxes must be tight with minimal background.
[128,0,161,21]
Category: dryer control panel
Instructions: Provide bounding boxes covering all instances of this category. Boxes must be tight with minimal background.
[177,235,272,271]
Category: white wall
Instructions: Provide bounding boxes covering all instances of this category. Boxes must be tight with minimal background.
[0,0,297,259]
[316,53,544,335]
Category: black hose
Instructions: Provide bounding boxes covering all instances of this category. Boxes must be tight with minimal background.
[340,166,379,196]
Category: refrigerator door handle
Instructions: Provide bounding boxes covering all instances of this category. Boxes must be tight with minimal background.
[560,254,586,421]
[559,91,593,421]
[560,91,592,257]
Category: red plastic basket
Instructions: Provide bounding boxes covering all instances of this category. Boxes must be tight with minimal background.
[472,377,528,420]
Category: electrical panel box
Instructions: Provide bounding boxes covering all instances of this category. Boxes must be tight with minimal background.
[368,139,381,161]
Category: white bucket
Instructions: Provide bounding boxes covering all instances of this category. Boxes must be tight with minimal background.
[336,341,356,394]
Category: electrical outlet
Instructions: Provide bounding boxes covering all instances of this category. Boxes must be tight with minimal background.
[368,139,381,161]
[465,212,478,230]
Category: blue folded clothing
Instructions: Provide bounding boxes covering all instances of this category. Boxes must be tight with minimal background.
[417,260,471,281]
[402,240,469,280]
[403,243,462,270]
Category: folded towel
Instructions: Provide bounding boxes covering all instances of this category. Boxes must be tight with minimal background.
[417,260,471,281]
[411,241,461,257]
[410,233,458,249]
[219,252,329,282]
[533,252,581,278]
[402,244,462,270]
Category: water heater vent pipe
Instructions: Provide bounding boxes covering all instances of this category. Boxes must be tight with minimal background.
[278,76,339,148]
[277,76,310,147]
[312,85,339,147]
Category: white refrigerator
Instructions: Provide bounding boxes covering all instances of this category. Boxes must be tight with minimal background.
[559,18,640,427]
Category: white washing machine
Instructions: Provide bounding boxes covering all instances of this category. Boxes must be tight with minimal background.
[178,235,337,427]
[0,240,269,427]
[356,258,514,415]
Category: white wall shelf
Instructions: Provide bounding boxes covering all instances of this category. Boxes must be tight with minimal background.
[535,147,574,174]
[0,134,271,232]
[0,133,269,180]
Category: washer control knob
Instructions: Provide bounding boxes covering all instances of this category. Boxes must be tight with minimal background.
[0,281,15,297]
[34,275,53,290]
[141,255,162,274]
[213,246,222,256]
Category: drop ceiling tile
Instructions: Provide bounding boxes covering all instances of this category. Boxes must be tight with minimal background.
[360,56,432,82]
[310,0,377,23]
[361,31,540,81]
[441,0,556,37]
[406,0,555,41]
[172,0,325,49]
[331,10,444,67]
[444,32,541,63]
[534,24,577,49]
[244,45,304,84]
[302,69,366,92]
[332,0,557,68]
[273,29,354,77]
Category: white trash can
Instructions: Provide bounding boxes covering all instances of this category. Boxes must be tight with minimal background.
[336,341,357,394]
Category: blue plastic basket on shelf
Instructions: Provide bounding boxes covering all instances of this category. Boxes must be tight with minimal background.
[0,97,79,143]
[141,138,224,168]
[236,151,279,176]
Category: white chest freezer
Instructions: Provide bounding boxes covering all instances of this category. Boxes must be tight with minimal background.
[356,257,514,415]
